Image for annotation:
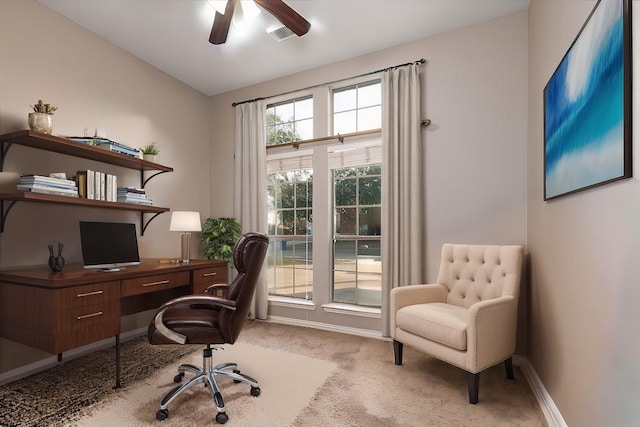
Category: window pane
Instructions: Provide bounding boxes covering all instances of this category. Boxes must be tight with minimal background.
[358,82,382,108]
[278,182,294,208]
[267,240,313,299]
[334,111,357,135]
[359,207,381,235]
[333,87,356,112]
[334,178,356,206]
[275,102,294,122]
[295,209,312,235]
[336,208,357,234]
[296,97,313,120]
[295,118,313,141]
[357,106,382,131]
[358,176,381,205]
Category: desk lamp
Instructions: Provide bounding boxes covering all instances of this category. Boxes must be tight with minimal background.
[169,211,202,263]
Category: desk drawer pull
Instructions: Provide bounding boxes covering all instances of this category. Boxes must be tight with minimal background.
[142,279,170,287]
[203,272,217,277]
[77,290,104,298]
[77,311,103,320]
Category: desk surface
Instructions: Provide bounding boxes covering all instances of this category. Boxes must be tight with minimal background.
[0,259,225,288]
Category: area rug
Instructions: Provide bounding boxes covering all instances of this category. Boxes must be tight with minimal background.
[0,336,199,427]
[74,341,336,426]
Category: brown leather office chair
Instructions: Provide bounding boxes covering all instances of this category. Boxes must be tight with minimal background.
[148,232,269,424]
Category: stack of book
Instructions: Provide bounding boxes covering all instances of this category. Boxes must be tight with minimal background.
[117,187,153,205]
[17,174,79,197]
[68,136,141,158]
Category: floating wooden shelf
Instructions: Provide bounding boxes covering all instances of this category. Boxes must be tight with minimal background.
[0,130,174,234]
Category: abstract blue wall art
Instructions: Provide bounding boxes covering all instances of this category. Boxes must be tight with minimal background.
[544,0,631,200]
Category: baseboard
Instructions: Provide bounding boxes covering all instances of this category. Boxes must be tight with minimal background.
[0,327,148,386]
[513,355,567,427]
[265,315,388,341]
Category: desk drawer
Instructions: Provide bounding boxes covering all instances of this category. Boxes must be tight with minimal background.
[121,271,190,297]
[54,300,120,334]
[54,281,120,310]
[192,265,228,294]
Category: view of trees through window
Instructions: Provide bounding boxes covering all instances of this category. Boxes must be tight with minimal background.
[333,165,382,306]
[266,96,312,146]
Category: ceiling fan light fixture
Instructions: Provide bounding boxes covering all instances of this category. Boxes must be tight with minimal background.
[267,24,295,42]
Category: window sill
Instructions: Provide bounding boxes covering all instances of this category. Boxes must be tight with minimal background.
[268,296,316,310]
[321,303,381,318]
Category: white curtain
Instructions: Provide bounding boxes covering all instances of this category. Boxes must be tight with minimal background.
[381,64,424,336]
[234,100,269,319]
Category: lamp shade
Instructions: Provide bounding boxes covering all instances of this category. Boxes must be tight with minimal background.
[169,211,202,232]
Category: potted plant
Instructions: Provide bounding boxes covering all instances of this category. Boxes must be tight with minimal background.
[140,142,160,162]
[201,217,242,263]
[28,99,58,134]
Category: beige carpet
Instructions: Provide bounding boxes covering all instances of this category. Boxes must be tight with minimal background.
[72,321,547,426]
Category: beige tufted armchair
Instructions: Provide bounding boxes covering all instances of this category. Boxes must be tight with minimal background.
[390,243,524,404]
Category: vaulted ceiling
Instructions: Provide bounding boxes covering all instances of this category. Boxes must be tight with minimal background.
[39,0,530,96]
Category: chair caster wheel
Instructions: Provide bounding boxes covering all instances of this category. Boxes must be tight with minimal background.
[233,369,241,383]
[174,372,184,383]
[250,386,261,397]
[156,409,169,421]
[216,412,229,424]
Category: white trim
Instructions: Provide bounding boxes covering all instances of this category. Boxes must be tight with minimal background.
[513,355,567,427]
[321,302,381,318]
[266,315,387,340]
[268,295,316,310]
[0,327,147,386]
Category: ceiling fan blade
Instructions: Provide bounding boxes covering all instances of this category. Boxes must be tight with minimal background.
[254,0,311,37]
[209,0,239,44]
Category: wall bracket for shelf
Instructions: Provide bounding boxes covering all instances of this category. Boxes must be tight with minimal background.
[0,200,18,233]
[141,211,164,236]
[141,170,170,188]
[0,141,14,171]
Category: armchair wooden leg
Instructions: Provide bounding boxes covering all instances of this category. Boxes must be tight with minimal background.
[467,372,479,404]
[504,357,514,380]
[393,340,403,365]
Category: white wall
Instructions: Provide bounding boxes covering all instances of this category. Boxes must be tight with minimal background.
[0,0,211,372]
[210,12,528,336]
[528,1,640,425]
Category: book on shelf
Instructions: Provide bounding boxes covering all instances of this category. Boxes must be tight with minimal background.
[20,174,76,187]
[117,197,153,205]
[17,186,79,197]
[95,143,141,158]
[117,187,146,194]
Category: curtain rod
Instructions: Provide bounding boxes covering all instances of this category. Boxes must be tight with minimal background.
[231,58,426,107]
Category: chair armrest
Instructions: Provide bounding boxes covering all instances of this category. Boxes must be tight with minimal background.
[390,284,448,311]
[466,295,518,371]
[390,284,448,337]
[153,295,237,345]
[206,283,230,296]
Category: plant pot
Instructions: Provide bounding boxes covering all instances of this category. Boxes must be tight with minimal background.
[143,154,156,162]
[28,112,53,134]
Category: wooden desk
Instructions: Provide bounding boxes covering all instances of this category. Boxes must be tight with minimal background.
[0,259,227,387]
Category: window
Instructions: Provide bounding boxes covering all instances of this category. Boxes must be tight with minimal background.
[333,80,381,135]
[266,96,313,146]
[266,81,383,313]
[266,158,313,299]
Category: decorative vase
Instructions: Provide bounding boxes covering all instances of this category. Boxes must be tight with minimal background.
[143,154,156,162]
[28,112,53,134]
[48,243,65,272]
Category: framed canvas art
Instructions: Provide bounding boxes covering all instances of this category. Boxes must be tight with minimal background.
[544,0,632,200]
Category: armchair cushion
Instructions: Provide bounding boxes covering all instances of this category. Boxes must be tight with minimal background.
[397,302,469,351]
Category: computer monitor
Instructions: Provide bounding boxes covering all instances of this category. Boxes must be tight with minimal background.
[79,221,140,271]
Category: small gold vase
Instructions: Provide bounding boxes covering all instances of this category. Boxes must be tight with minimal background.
[28,112,53,134]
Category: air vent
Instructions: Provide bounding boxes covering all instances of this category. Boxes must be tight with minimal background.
[267,25,296,42]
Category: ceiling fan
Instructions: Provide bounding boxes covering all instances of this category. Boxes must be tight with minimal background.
[209,0,311,45]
